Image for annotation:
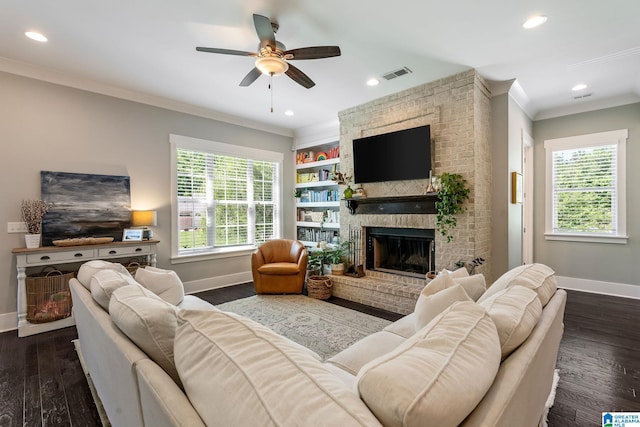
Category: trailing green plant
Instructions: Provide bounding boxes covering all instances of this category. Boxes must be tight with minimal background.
[294,188,302,198]
[435,172,470,242]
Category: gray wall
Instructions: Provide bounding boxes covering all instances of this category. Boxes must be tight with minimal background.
[490,91,532,281]
[0,71,294,318]
[532,102,640,286]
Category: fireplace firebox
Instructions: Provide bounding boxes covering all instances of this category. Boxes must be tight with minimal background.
[365,227,435,278]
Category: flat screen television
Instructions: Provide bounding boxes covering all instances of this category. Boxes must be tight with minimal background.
[352,125,431,184]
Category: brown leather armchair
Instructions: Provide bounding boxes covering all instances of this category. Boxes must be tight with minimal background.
[251,239,308,294]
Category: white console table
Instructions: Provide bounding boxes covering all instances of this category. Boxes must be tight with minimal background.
[12,240,159,337]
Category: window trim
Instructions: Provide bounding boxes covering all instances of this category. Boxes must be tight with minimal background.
[544,129,628,244]
[169,134,284,262]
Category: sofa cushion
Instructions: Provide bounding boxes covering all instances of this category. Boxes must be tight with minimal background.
[90,269,137,311]
[356,302,501,427]
[453,274,486,301]
[479,285,543,359]
[175,309,382,427]
[77,260,132,290]
[326,331,406,376]
[414,284,472,330]
[257,262,300,275]
[383,313,417,339]
[479,263,557,307]
[109,284,184,387]
[135,267,185,305]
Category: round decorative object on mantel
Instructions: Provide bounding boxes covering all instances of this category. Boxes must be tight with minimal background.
[25,234,41,249]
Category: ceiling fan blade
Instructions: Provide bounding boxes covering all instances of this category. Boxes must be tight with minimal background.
[253,14,276,49]
[284,46,341,60]
[240,67,263,87]
[285,64,315,89]
[196,47,256,57]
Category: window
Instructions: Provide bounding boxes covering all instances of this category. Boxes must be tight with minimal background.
[544,129,627,244]
[170,134,282,260]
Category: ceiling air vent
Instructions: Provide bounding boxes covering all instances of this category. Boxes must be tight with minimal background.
[573,93,593,100]
[382,67,413,81]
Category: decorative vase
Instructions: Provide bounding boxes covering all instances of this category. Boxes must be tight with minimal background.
[343,185,354,199]
[25,233,41,249]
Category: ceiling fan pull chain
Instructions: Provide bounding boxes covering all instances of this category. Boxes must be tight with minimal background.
[270,73,274,113]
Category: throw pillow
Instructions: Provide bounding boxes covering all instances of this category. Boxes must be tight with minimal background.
[357,302,501,427]
[109,284,183,387]
[418,269,455,298]
[453,274,486,301]
[175,309,383,427]
[446,266,470,279]
[77,260,132,290]
[414,284,472,330]
[478,285,542,359]
[479,263,557,307]
[135,267,185,305]
[90,269,137,311]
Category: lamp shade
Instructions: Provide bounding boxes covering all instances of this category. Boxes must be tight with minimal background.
[131,210,157,227]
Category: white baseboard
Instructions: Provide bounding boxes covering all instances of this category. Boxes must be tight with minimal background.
[183,271,253,295]
[556,275,640,300]
[0,312,17,333]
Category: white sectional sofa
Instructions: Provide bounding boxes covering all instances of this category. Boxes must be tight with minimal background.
[69,261,566,427]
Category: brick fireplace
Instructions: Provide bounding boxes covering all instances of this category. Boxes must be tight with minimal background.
[330,69,492,315]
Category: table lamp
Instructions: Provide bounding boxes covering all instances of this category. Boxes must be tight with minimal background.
[131,210,157,240]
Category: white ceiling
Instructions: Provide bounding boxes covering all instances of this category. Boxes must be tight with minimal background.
[1,0,639,136]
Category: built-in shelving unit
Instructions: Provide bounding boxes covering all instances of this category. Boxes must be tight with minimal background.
[294,141,340,247]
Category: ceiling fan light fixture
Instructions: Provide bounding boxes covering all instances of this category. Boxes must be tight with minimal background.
[255,56,289,76]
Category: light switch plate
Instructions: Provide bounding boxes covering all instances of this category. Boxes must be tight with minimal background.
[7,222,28,233]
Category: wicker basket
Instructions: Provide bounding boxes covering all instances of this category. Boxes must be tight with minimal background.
[124,258,147,275]
[26,269,74,323]
[307,275,332,300]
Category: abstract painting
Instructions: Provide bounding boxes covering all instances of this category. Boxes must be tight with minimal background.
[41,171,131,246]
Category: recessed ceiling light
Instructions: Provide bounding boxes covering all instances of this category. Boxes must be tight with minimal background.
[284,110,294,116]
[366,78,380,86]
[25,31,48,42]
[522,15,548,29]
[572,83,588,91]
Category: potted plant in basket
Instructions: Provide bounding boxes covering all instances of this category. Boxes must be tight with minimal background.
[21,199,53,248]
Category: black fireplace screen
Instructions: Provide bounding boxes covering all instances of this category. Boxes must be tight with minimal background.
[366,227,435,278]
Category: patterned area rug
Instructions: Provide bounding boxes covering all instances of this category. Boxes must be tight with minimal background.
[217,295,392,360]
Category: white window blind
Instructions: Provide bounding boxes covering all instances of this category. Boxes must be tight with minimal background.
[544,129,627,244]
[171,134,282,258]
[551,144,617,234]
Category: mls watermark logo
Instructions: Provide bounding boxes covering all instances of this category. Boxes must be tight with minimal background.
[603,412,640,427]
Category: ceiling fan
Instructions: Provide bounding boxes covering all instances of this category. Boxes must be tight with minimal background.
[196,14,341,89]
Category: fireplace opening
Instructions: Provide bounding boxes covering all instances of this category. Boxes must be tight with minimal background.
[365,227,435,279]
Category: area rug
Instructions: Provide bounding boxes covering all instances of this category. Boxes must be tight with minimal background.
[539,369,560,427]
[217,295,392,360]
[72,339,111,427]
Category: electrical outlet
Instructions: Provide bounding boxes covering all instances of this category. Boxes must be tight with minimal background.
[7,222,28,233]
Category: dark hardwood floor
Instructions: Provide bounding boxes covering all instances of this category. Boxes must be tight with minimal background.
[0,286,637,426]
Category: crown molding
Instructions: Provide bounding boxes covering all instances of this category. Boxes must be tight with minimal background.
[0,56,293,137]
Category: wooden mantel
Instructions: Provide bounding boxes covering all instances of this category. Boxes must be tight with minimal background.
[344,194,438,215]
